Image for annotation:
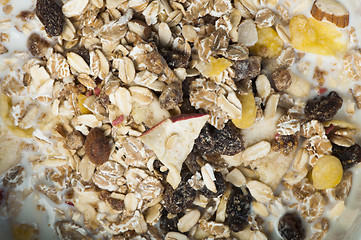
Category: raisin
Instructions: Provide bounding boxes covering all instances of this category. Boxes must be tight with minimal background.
[304,91,343,122]
[70,46,90,65]
[36,0,64,37]
[84,128,111,165]
[278,212,306,240]
[199,171,226,198]
[272,134,299,155]
[332,143,361,170]
[54,220,90,240]
[232,56,262,81]
[159,82,183,110]
[159,48,190,69]
[163,172,196,214]
[159,210,180,233]
[65,130,85,150]
[272,67,292,91]
[184,151,201,174]
[2,166,24,188]
[226,186,252,232]
[194,122,245,156]
[27,33,50,57]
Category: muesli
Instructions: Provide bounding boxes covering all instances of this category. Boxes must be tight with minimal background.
[0,0,361,239]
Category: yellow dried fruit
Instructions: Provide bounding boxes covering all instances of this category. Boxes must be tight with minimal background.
[250,27,283,58]
[11,223,38,240]
[202,57,233,77]
[312,155,343,189]
[78,94,91,114]
[0,94,33,138]
[232,92,257,129]
[289,15,347,56]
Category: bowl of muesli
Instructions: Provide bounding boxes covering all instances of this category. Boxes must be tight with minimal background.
[1,0,361,239]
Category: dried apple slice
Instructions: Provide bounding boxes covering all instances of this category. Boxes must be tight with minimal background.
[139,114,209,188]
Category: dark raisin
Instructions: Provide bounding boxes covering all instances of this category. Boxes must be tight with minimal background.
[194,121,245,156]
[36,0,64,37]
[199,171,226,198]
[332,143,361,169]
[159,82,183,110]
[65,131,85,150]
[159,210,180,233]
[2,166,24,188]
[54,220,90,240]
[180,97,197,114]
[70,46,90,65]
[184,151,201,174]
[226,186,252,232]
[278,212,306,240]
[232,56,262,81]
[272,67,292,91]
[304,91,343,122]
[84,128,111,165]
[163,172,196,214]
[159,48,190,69]
[27,33,50,57]
[272,134,299,155]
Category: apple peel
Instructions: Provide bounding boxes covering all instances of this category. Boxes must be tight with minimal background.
[139,114,209,188]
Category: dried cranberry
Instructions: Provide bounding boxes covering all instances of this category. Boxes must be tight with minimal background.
[226,186,252,232]
[199,171,226,198]
[194,122,245,156]
[332,143,361,170]
[304,91,343,122]
[278,212,305,240]
[36,0,64,37]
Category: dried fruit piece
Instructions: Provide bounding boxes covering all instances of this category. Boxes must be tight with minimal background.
[312,155,343,189]
[27,33,50,57]
[232,92,257,129]
[225,186,252,232]
[278,212,306,240]
[304,91,343,122]
[272,67,292,91]
[332,143,361,170]
[84,128,111,165]
[159,82,183,110]
[36,0,64,37]
[250,27,283,58]
[232,56,262,82]
[200,57,233,77]
[159,210,180,233]
[163,173,196,214]
[194,121,245,156]
[78,94,91,114]
[289,15,347,56]
[159,49,190,69]
[199,171,226,198]
[310,0,349,28]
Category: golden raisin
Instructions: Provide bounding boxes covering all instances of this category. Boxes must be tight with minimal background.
[312,155,343,189]
[232,92,257,129]
[78,94,91,114]
[289,15,347,56]
[250,27,283,58]
[202,57,233,77]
